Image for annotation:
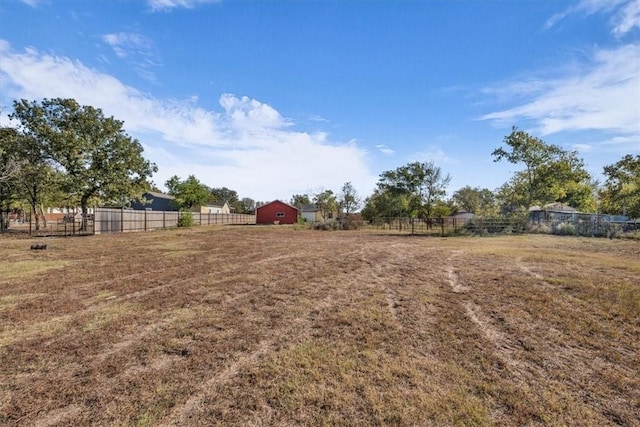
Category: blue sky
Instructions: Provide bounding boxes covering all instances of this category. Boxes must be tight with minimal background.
[1,0,638,202]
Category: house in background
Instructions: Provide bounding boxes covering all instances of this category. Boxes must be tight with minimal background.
[130,192,178,211]
[300,204,323,223]
[528,203,578,222]
[299,203,338,223]
[191,201,231,214]
[450,209,475,220]
[256,200,298,225]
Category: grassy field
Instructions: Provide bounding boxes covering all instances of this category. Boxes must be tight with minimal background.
[1,227,638,426]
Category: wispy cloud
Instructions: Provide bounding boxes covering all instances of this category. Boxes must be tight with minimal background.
[101,32,160,83]
[375,144,395,155]
[0,40,376,200]
[545,0,640,37]
[483,0,640,152]
[481,44,640,137]
[147,0,219,12]
[613,0,640,35]
[409,146,452,165]
[18,0,40,7]
[571,143,595,153]
[102,32,152,58]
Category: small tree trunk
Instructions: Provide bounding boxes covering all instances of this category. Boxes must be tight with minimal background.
[39,204,47,228]
[81,199,89,231]
[30,203,40,231]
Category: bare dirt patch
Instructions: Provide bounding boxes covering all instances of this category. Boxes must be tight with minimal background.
[1,229,638,426]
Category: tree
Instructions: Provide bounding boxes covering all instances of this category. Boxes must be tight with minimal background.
[452,186,498,217]
[165,175,211,210]
[0,128,22,231]
[0,126,57,230]
[210,186,246,211]
[599,154,640,219]
[312,189,338,221]
[492,127,594,211]
[290,194,311,210]
[377,160,451,218]
[210,187,239,205]
[361,189,410,220]
[338,182,361,216]
[0,129,21,184]
[238,197,256,214]
[431,199,457,218]
[10,98,157,218]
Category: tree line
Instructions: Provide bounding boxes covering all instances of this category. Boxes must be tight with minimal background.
[1,99,638,231]
[361,127,638,221]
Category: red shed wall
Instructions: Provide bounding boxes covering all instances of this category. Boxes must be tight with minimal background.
[256,201,298,224]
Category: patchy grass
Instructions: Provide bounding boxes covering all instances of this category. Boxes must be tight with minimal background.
[0,260,70,279]
[0,229,638,426]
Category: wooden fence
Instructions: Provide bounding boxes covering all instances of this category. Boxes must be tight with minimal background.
[94,208,255,234]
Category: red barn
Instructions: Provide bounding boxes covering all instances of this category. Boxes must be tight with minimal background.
[256,200,299,225]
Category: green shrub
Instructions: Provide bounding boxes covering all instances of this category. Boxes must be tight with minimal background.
[553,222,576,236]
[178,211,195,227]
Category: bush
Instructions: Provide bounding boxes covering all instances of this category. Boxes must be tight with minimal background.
[311,221,340,231]
[338,217,363,230]
[606,223,623,239]
[553,222,576,236]
[178,211,195,227]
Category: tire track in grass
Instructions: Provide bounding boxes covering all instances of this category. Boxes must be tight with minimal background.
[446,249,532,378]
[446,250,469,293]
[158,296,335,426]
[357,243,406,329]
[0,263,260,348]
[27,268,304,425]
[32,404,82,427]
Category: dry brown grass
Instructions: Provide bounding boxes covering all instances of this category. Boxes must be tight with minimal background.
[1,227,638,426]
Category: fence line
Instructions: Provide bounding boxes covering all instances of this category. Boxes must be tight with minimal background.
[94,208,255,234]
[364,216,638,237]
[363,217,492,236]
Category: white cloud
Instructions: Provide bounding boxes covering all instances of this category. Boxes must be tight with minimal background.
[0,41,376,200]
[308,115,329,123]
[613,0,640,35]
[571,143,595,153]
[546,0,623,30]
[219,94,291,132]
[481,44,640,138]
[375,144,395,155]
[546,0,640,37]
[409,147,452,165]
[101,32,159,82]
[147,0,219,12]
[102,32,152,58]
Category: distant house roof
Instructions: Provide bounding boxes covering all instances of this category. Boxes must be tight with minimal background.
[452,210,474,218]
[207,201,229,208]
[528,203,578,212]
[129,191,178,211]
[257,200,299,211]
[299,203,319,212]
[542,203,578,213]
[144,191,175,200]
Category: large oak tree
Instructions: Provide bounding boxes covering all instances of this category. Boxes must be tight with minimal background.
[376,160,451,218]
[492,127,595,211]
[10,98,157,218]
[599,154,640,219]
